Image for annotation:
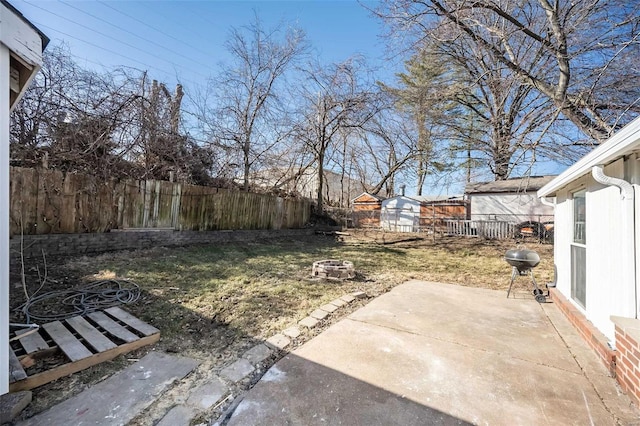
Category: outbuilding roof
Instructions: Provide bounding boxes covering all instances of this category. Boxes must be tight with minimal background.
[381,195,464,204]
[351,192,385,203]
[466,175,556,194]
[409,195,464,203]
[538,115,640,197]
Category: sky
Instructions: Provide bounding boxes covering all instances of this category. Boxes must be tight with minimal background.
[12,0,396,91]
[10,0,568,195]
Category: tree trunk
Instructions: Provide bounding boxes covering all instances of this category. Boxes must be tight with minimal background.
[416,123,430,196]
[170,84,183,134]
[316,151,325,212]
[243,138,250,191]
[493,144,511,180]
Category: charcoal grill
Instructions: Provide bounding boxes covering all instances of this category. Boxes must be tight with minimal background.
[505,249,547,303]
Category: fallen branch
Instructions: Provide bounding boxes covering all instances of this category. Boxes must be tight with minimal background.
[314,230,350,236]
[381,237,423,245]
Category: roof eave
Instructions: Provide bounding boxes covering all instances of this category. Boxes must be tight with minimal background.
[538,116,640,198]
[466,176,555,194]
[1,0,49,48]
[469,189,541,195]
[351,192,384,203]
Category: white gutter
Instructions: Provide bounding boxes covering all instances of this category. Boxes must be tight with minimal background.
[592,165,634,200]
[539,115,640,198]
[592,165,637,318]
[540,197,556,207]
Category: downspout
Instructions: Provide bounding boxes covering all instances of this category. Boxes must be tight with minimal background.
[592,165,637,318]
[540,197,555,207]
[539,197,556,286]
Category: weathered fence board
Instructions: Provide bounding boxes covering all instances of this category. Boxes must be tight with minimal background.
[10,167,311,236]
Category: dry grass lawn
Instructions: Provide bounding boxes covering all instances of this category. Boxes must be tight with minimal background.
[10,230,554,417]
[12,230,554,356]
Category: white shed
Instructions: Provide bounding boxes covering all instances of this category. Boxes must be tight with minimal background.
[380,195,464,233]
[466,176,556,223]
[1,0,47,395]
[538,116,640,405]
[380,196,420,232]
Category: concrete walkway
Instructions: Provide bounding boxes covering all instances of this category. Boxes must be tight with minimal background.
[21,352,200,426]
[228,280,639,425]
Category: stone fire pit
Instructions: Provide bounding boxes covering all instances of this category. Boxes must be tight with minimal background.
[311,260,355,280]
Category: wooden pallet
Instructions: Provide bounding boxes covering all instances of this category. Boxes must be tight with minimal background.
[8,307,160,392]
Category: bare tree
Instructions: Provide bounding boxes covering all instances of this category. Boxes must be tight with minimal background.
[376,0,640,142]
[293,58,380,211]
[10,44,141,177]
[11,43,214,184]
[136,75,193,181]
[210,16,307,191]
[358,105,421,196]
[435,35,561,180]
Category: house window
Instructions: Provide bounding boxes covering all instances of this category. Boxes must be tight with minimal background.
[571,245,587,308]
[573,191,586,244]
[571,190,586,308]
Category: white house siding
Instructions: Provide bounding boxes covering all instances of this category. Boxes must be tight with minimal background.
[631,158,640,320]
[380,197,419,232]
[554,189,572,299]
[589,159,635,342]
[1,36,9,397]
[469,193,554,222]
[554,159,635,342]
[1,2,46,396]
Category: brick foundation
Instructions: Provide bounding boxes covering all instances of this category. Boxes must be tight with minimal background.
[611,317,640,406]
[9,228,318,263]
[549,288,617,374]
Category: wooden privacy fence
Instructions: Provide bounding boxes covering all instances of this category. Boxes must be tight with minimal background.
[352,209,381,228]
[445,220,517,239]
[9,167,312,236]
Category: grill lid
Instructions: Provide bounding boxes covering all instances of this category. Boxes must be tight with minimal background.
[505,249,540,270]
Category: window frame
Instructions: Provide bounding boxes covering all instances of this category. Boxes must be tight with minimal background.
[570,189,587,309]
[573,190,586,245]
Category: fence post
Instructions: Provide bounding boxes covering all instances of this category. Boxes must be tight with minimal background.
[538,214,542,243]
[117,184,124,229]
[153,180,161,228]
[142,180,151,228]
[275,197,284,230]
[432,205,436,242]
[171,182,182,230]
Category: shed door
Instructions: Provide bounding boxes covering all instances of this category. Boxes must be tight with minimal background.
[382,207,417,232]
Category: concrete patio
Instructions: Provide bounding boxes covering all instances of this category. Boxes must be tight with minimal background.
[228,280,639,425]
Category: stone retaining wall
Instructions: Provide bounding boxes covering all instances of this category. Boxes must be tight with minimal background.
[10,228,317,261]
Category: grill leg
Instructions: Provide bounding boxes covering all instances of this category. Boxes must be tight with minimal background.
[530,270,539,292]
[530,270,547,303]
[507,266,518,298]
